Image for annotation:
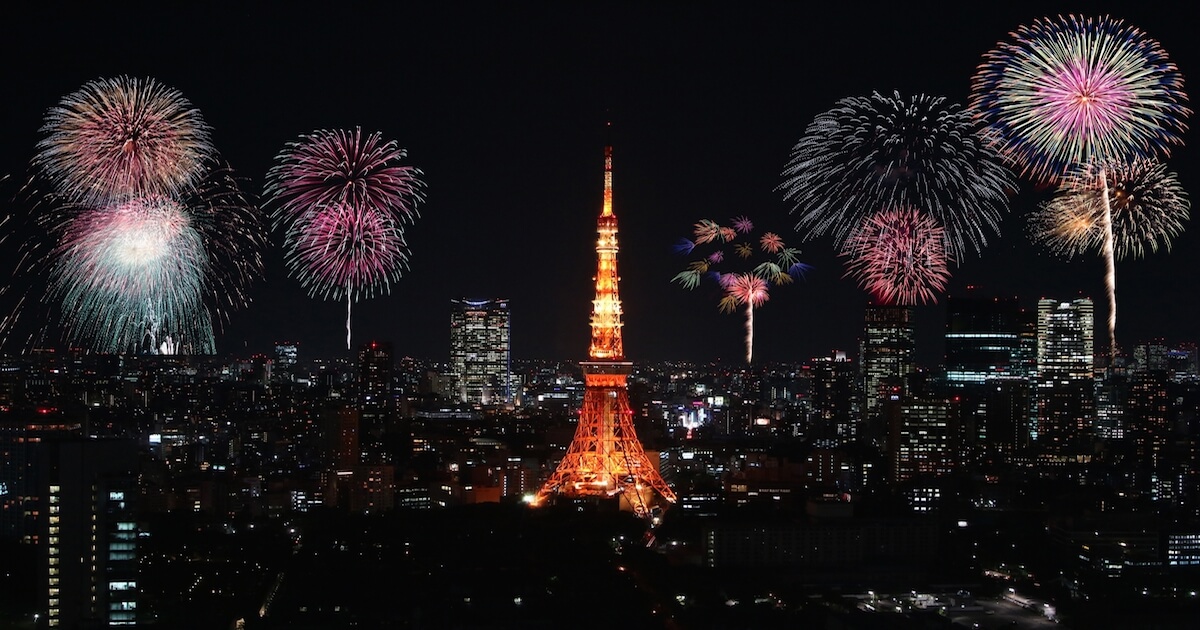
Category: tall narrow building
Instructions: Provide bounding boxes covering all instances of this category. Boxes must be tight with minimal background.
[1034,297,1095,453]
[533,140,676,519]
[860,304,915,422]
[942,291,1028,459]
[449,298,512,405]
[807,351,859,440]
[357,340,394,458]
[43,438,141,628]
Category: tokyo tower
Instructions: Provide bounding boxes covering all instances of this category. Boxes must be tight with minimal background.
[532,140,676,519]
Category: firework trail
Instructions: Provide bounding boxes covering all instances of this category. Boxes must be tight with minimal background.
[840,207,952,306]
[672,216,810,364]
[34,75,215,207]
[1030,160,1190,260]
[779,90,1016,263]
[971,14,1190,358]
[265,127,426,349]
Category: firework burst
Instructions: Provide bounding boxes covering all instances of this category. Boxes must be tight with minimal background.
[971,14,1190,358]
[971,14,1190,182]
[840,207,952,306]
[1,161,265,356]
[265,127,426,349]
[779,90,1015,262]
[48,195,211,354]
[1030,159,1190,260]
[673,216,810,364]
[35,75,215,207]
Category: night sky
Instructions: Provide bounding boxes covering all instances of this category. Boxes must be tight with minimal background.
[1,1,1196,366]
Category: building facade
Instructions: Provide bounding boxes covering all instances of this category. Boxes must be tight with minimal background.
[860,304,915,425]
[944,292,1021,387]
[450,298,513,405]
[1034,297,1095,454]
[44,438,141,628]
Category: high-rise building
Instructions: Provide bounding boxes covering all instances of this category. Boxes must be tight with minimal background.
[944,292,1021,387]
[1034,297,1095,453]
[272,341,300,384]
[319,405,360,469]
[1128,369,1171,466]
[860,304,915,422]
[1132,338,1169,373]
[1036,298,1094,380]
[0,411,83,544]
[42,438,140,628]
[357,341,393,462]
[807,351,858,440]
[888,397,959,485]
[981,379,1033,453]
[1168,343,1199,382]
[449,298,512,405]
[942,291,1027,461]
[274,341,299,368]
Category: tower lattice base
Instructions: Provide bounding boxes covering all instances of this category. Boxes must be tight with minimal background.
[535,362,676,518]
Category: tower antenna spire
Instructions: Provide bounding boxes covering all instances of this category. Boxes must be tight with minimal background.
[602,120,613,218]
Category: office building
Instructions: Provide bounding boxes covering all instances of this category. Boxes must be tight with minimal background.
[944,292,1021,387]
[860,304,915,422]
[888,397,959,485]
[942,291,1027,460]
[1034,297,1095,454]
[450,298,512,405]
[807,351,858,440]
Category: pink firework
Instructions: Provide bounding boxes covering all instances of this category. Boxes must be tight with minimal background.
[292,204,410,298]
[265,127,426,349]
[840,207,952,306]
[731,215,754,233]
[971,14,1189,182]
[719,273,769,365]
[673,216,811,364]
[35,75,215,206]
[718,273,769,313]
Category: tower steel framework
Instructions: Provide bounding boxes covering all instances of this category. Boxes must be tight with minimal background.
[533,142,676,518]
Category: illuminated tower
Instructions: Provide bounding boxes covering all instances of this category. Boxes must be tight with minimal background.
[534,142,676,519]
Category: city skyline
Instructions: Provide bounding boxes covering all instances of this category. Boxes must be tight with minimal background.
[1,2,1197,365]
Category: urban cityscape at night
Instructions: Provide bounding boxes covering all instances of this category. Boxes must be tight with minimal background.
[3,2,1200,629]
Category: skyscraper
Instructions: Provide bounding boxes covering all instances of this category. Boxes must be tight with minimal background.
[1035,297,1095,454]
[860,304,915,422]
[889,397,958,485]
[944,292,1021,387]
[942,291,1028,460]
[274,341,299,369]
[43,438,140,628]
[1132,338,1170,373]
[357,341,393,461]
[807,351,858,440]
[449,299,512,405]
